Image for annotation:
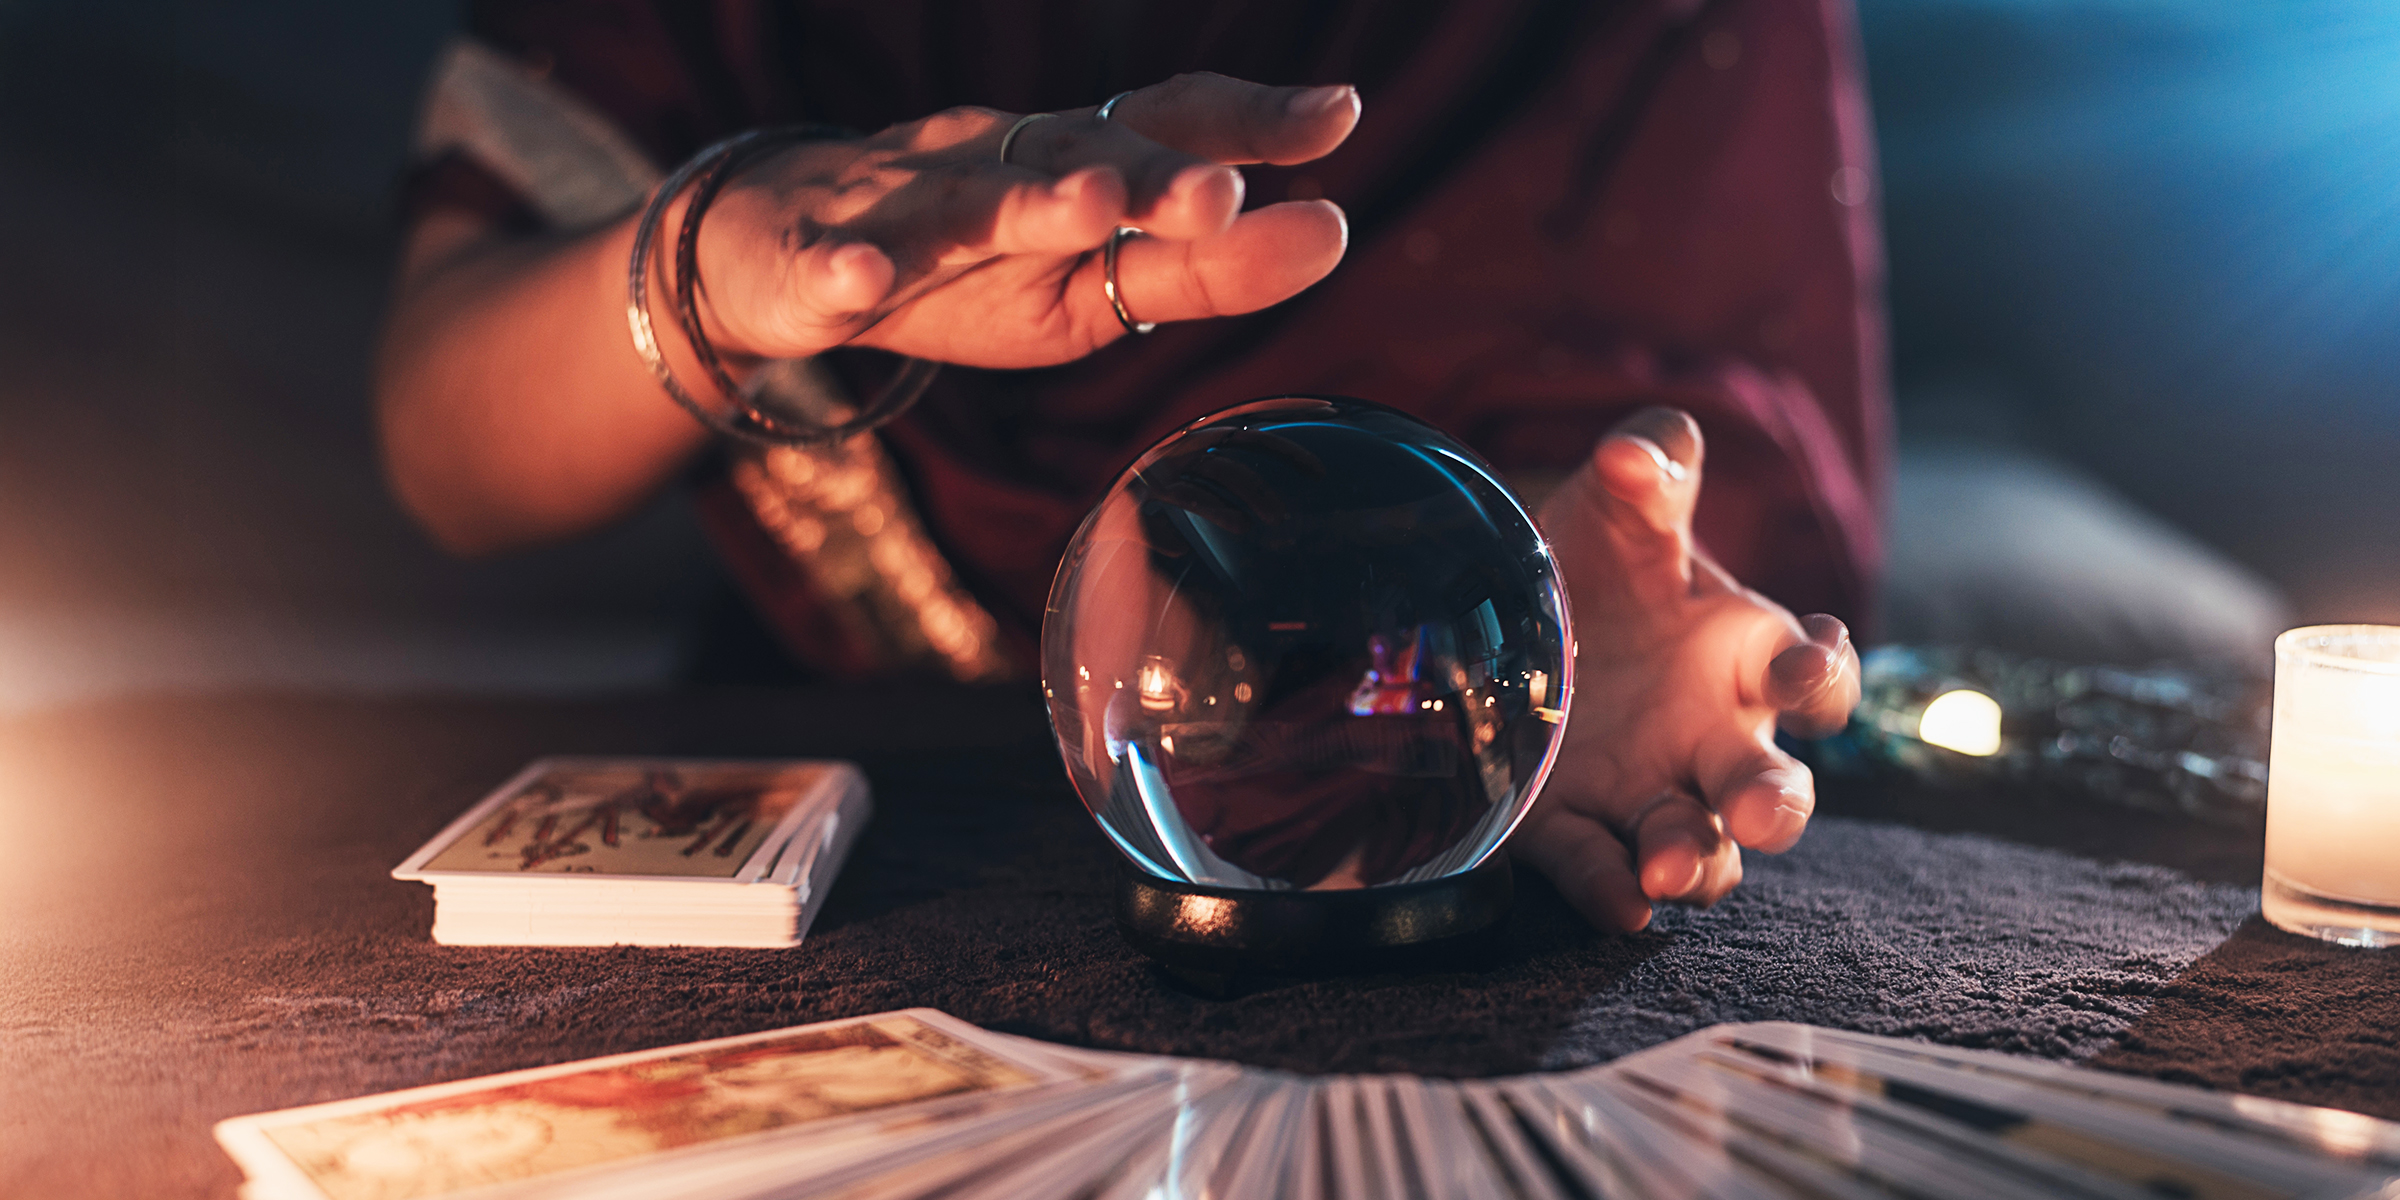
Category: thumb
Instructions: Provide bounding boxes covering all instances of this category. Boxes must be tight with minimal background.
[747,240,898,357]
[1538,407,1707,610]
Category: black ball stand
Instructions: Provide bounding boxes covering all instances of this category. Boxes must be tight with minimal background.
[1116,858,1515,997]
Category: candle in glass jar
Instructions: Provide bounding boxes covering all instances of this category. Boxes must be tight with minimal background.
[2262,626,2400,946]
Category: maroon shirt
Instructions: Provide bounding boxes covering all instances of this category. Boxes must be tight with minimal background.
[413,0,1889,665]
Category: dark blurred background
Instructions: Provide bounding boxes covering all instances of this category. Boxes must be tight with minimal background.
[1,0,2392,712]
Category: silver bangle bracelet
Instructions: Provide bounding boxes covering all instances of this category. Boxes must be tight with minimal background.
[626,126,939,447]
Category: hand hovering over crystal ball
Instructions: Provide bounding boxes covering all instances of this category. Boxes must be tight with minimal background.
[1042,397,1860,934]
[1514,407,1862,933]
[379,73,1357,555]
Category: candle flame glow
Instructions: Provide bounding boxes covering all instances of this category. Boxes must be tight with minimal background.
[1920,689,2003,757]
[1135,656,1178,713]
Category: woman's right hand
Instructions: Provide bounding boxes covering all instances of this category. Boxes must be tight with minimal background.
[688,72,1361,371]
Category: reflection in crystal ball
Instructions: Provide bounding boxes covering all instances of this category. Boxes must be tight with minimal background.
[1042,397,1574,891]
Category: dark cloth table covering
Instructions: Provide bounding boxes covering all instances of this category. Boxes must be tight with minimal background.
[3,685,2395,1199]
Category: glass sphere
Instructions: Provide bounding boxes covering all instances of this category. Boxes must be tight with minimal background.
[1042,396,1573,891]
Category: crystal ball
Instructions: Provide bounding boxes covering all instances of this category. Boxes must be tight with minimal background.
[1042,396,1574,891]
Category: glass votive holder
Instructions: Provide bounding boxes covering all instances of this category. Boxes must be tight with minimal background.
[2263,625,2400,947]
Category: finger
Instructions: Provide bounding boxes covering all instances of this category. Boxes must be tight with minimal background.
[1138,161,1246,241]
[729,238,899,356]
[1004,116,1245,241]
[1078,199,1347,328]
[1592,407,1703,530]
[1544,407,1706,607]
[1608,406,1704,477]
[1584,437,1693,593]
[850,161,1129,265]
[737,164,1119,354]
[1099,72,1362,166]
[1768,614,1861,739]
[1695,734,1816,853]
[1630,793,1742,904]
[981,165,1131,256]
[1511,806,1654,933]
[794,241,896,321]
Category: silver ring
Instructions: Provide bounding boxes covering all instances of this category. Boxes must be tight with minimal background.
[1095,90,1135,123]
[1102,226,1155,335]
[997,111,1056,164]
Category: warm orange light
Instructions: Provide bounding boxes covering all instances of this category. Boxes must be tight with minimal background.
[1919,690,2003,756]
[1135,656,1178,713]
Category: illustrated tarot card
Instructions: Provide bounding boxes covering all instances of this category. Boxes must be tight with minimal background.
[393,758,865,884]
[213,1009,1077,1200]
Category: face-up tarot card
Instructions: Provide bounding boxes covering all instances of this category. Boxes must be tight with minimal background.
[213,1010,1078,1200]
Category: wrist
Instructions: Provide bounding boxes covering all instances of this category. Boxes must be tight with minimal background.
[625,127,932,448]
[688,136,864,361]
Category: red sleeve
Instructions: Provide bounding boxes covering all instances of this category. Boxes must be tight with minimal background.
[887,0,1892,635]
[398,0,1892,652]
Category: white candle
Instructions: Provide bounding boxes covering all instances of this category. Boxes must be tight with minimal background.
[2262,626,2400,946]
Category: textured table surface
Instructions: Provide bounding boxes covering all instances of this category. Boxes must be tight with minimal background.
[3,685,2393,1199]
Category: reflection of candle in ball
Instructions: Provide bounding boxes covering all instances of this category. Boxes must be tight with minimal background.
[1918,689,2003,757]
[1136,656,1178,713]
[2263,626,2400,946]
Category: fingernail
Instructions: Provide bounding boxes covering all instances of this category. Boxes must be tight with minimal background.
[1170,164,1244,212]
[1770,642,1837,702]
[1178,162,1230,188]
[1643,845,1703,899]
[1801,613,1850,649]
[1627,435,1687,482]
[1772,796,1812,841]
[1287,84,1352,117]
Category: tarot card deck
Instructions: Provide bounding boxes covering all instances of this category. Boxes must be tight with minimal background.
[391,758,869,948]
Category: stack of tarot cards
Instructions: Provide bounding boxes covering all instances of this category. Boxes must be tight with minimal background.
[391,757,870,948]
[218,1008,2400,1200]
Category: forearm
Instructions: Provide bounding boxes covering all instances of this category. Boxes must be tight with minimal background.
[373,77,1359,557]
[374,207,713,556]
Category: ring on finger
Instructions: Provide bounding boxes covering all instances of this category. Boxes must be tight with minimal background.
[1095,90,1135,123]
[1102,226,1156,335]
[997,111,1057,164]
[1613,791,1689,845]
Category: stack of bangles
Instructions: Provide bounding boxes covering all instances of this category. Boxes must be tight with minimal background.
[625,94,1155,449]
[625,124,933,448]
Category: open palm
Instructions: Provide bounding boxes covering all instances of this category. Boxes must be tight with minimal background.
[691,73,1359,370]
